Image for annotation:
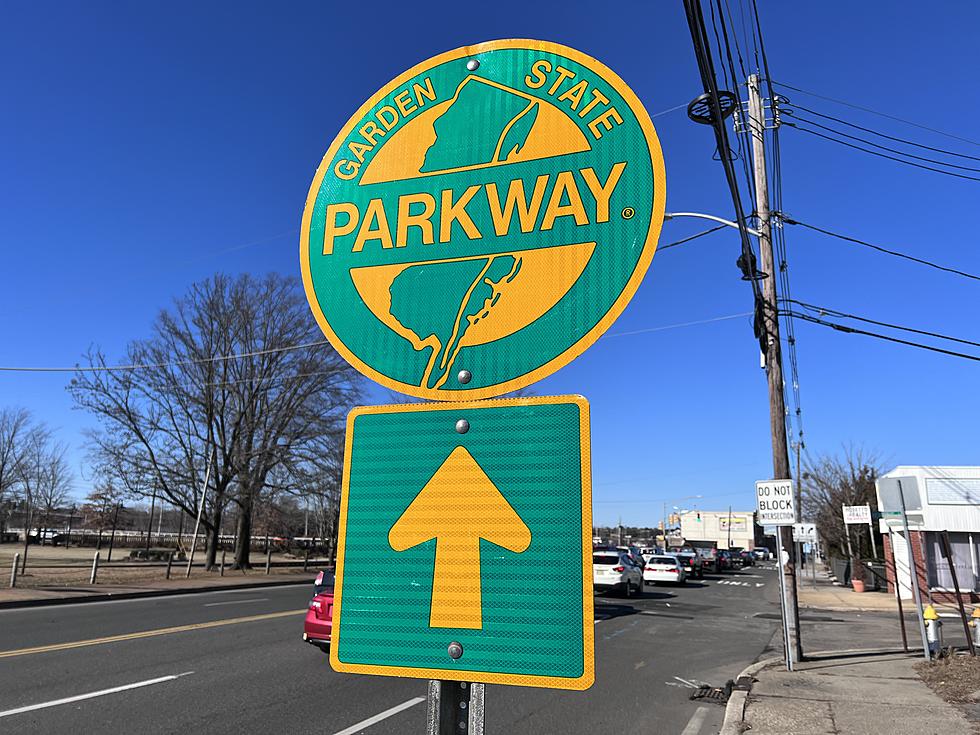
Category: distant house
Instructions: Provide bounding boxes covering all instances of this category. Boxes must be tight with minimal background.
[876,466,980,605]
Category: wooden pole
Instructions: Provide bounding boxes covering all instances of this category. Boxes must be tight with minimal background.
[107,503,120,563]
[941,530,975,656]
[748,73,803,664]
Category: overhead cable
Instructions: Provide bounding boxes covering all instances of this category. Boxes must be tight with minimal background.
[784,111,980,173]
[784,101,980,163]
[783,299,980,349]
[784,121,980,183]
[773,80,980,150]
[780,217,980,282]
[0,339,331,374]
[783,310,980,363]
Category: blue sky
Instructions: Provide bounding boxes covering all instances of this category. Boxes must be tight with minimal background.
[2,1,979,526]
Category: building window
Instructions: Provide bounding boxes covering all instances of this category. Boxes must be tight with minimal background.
[925,531,977,591]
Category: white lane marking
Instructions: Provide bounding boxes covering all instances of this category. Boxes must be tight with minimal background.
[331,697,426,735]
[673,676,699,688]
[203,597,268,607]
[680,706,710,735]
[0,672,194,719]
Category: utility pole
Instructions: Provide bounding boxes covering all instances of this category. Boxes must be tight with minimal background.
[747,73,804,664]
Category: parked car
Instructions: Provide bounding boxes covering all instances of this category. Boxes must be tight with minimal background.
[738,550,755,566]
[303,570,334,652]
[753,547,771,561]
[617,545,648,569]
[716,549,734,571]
[643,555,687,586]
[694,546,719,572]
[671,551,704,579]
[593,550,643,597]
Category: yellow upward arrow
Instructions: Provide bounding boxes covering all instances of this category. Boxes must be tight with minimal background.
[388,446,531,629]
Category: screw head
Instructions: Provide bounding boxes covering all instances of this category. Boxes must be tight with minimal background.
[448,641,463,660]
[457,370,472,385]
[466,59,480,71]
[455,419,470,435]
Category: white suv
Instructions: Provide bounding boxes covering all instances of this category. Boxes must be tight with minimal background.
[593,549,644,597]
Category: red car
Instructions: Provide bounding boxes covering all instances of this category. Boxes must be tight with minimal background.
[303,570,334,652]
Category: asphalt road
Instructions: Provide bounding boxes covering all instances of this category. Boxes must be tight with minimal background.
[0,567,788,734]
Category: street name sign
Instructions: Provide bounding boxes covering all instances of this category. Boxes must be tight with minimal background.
[793,523,816,543]
[755,479,796,526]
[300,39,665,400]
[842,504,872,525]
[330,396,594,690]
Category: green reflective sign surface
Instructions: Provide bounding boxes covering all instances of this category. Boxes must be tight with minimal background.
[301,40,665,400]
[330,396,594,690]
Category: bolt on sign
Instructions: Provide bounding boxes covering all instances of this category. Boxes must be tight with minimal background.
[330,397,594,690]
[755,479,797,526]
[300,39,666,401]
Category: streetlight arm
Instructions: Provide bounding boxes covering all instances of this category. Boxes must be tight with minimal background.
[665,211,762,238]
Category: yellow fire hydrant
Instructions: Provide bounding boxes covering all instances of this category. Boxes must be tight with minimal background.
[969,608,980,649]
[924,604,943,657]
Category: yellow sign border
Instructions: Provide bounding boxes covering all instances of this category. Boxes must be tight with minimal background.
[300,39,666,401]
[330,394,595,690]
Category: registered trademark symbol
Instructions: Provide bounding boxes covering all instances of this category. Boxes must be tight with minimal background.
[621,207,635,219]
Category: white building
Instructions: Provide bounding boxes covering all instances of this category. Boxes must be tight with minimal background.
[678,510,756,550]
[876,466,980,604]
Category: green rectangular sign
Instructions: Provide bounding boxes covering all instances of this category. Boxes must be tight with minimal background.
[330,395,594,690]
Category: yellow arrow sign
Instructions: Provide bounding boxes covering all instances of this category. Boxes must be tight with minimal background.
[388,445,531,629]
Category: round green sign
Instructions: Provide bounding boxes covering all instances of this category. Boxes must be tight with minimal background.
[301,39,665,400]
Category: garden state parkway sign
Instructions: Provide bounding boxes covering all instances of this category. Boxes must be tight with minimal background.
[300,39,666,400]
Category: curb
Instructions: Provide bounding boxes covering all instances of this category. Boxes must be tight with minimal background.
[0,578,313,610]
[717,646,912,735]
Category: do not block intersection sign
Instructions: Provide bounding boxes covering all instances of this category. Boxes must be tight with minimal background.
[331,396,594,690]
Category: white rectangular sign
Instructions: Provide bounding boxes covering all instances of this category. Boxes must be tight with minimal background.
[842,504,872,525]
[793,522,816,542]
[755,479,796,526]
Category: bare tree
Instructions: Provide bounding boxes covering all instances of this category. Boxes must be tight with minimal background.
[801,447,883,560]
[16,425,71,568]
[70,273,360,571]
[0,407,32,536]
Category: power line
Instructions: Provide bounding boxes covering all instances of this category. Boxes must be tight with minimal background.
[603,312,753,339]
[780,217,980,282]
[0,339,331,374]
[658,224,728,251]
[773,80,980,150]
[784,309,980,363]
[783,299,980,350]
[784,111,980,173]
[784,101,980,163]
[784,121,980,183]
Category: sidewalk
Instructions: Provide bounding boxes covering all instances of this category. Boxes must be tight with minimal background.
[0,570,318,609]
[737,651,975,735]
[796,564,898,613]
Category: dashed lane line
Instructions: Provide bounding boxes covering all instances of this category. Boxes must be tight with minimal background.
[0,672,194,719]
[330,697,426,735]
[0,609,305,659]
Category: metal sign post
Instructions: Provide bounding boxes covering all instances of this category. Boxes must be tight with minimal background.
[756,479,797,671]
[774,530,793,671]
[897,479,930,661]
[427,680,484,735]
